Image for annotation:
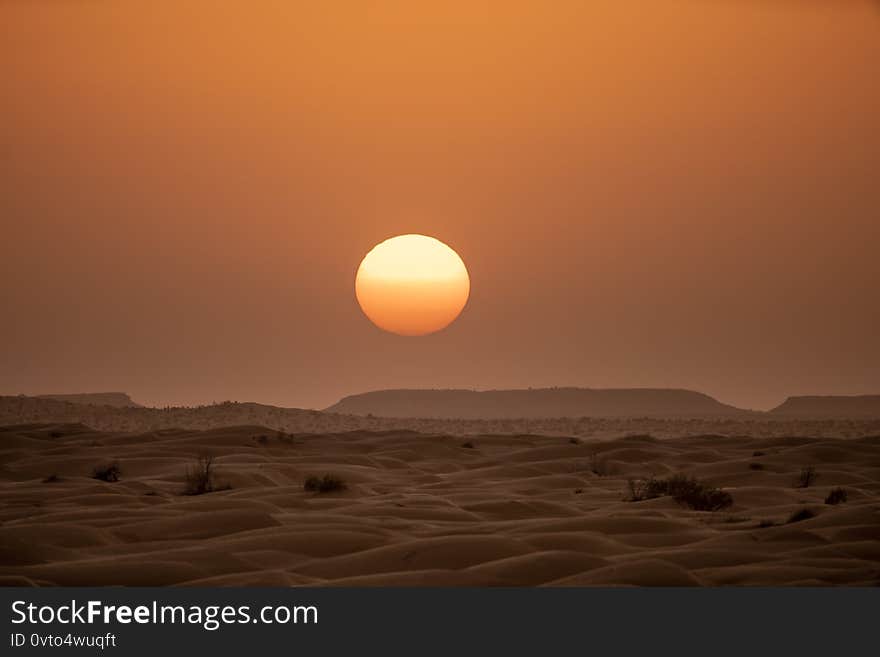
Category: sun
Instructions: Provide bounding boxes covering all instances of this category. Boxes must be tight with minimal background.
[355,234,470,336]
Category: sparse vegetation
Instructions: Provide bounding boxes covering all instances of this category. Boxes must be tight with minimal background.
[589,452,607,476]
[758,519,776,528]
[461,441,475,449]
[568,437,580,445]
[43,473,61,483]
[749,462,764,470]
[254,434,269,445]
[787,508,816,524]
[752,451,765,457]
[627,474,733,511]
[825,487,848,505]
[303,474,347,493]
[794,466,818,489]
[183,455,223,495]
[92,462,121,482]
[49,431,64,438]
[574,488,584,494]
[626,476,665,502]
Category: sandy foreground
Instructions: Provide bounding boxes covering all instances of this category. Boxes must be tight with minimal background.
[1,423,878,586]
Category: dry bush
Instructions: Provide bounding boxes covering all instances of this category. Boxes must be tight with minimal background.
[749,462,765,471]
[627,474,733,511]
[460,441,475,449]
[589,452,608,476]
[43,473,61,483]
[626,476,666,502]
[825,487,848,505]
[303,474,347,493]
[92,462,121,482]
[794,466,818,489]
[787,508,816,524]
[183,455,222,495]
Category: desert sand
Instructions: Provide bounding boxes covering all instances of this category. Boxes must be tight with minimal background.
[1,423,878,586]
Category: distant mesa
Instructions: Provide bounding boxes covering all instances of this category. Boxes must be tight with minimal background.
[35,392,142,408]
[2,390,877,436]
[770,395,880,418]
[324,388,751,419]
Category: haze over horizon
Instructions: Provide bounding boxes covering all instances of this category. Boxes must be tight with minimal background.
[3,1,878,412]
[6,387,879,417]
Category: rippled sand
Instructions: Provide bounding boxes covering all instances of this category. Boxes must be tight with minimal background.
[1,424,878,586]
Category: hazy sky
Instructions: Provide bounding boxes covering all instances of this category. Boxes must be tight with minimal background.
[2,1,878,411]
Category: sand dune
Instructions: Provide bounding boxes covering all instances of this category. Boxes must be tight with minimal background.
[1,423,878,586]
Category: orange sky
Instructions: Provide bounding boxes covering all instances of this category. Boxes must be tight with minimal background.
[2,1,878,410]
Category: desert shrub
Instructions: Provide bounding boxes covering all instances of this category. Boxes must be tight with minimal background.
[254,434,269,445]
[574,488,584,495]
[787,508,816,524]
[758,519,776,528]
[49,431,64,438]
[627,474,733,511]
[794,466,818,489]
[461,441,475,449]
[667,475,733,511]
[626,476,667,502]
[303,474,347,493]
[749,462,765,471]
[568,437,580,445]
[626,478,639,500]
[825,487,848,505]
[183,455,219,495]
[752,451,765,457]
[92,462,121,482]
[43,473,61,483]
[589,452,608,476]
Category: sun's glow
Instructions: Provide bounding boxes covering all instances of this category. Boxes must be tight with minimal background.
[355,234,470,336]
